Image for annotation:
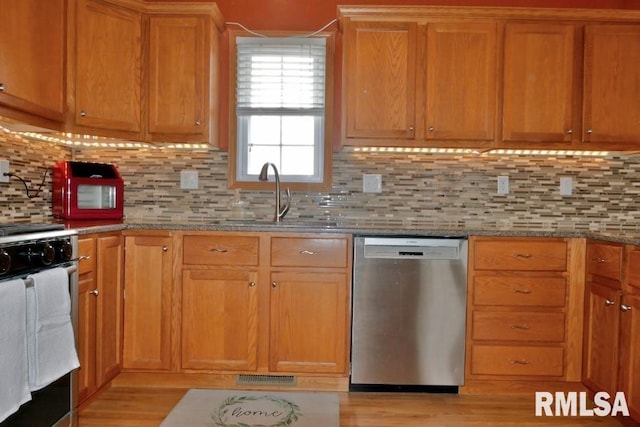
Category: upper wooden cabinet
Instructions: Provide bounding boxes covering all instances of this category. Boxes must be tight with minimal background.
[0,0,66,126]
[339,6,640,151]
[147,15,214,143]
[343,19,496,146]
[582,24,640,146]
[67,0,223,145]
[71,0,143,137]
[344,21,417,141]
[501,23,577,144]
[424,22,497,142]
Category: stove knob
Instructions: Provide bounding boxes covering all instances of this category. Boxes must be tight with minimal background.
[39,243,56,266]
[58,240,73,261]
[0,249,10,275]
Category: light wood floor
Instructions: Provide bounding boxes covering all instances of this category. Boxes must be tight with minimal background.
[78,386,630,427]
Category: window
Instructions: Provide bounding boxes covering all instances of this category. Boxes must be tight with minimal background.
[229,33,333,190]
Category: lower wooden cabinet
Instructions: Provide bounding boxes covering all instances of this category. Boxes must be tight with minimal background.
[465,236,585,390]
[583,241,640,422]
[181,268,259,371]
[179,232,352,377]
[269,270,348,374]
[76,232,124,406]
[122,232,173,371]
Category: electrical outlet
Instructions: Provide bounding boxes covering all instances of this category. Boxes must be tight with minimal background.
[497,175,509,195]
[560,177,573,196]
[363,174,382,193]
[0,159,9,183]
[180,170,198,189]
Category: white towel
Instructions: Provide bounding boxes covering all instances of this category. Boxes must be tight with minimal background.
[0,278,32,423]
[26,267,80,391]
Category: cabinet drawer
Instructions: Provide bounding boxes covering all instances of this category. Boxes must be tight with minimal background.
[471,345,564,377]
[474,240,567,271]
[271,237,348,268]
[587,242,622,281]
[473,276,566,307]
[183,235,259,266]
[472,311,565,342]
[78,237,96,274]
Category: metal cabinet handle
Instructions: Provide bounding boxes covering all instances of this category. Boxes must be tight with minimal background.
[428,126,435,132]
[89,289,99,296]
[79,254,92,261]
[512,253,532,259]
[592,257,608,263]
[566,129,573,134]
[271,281,277,288]
[409,126,415,131]
[512,289,532,294]
[195,120,201,126]
[509,359,530,365]
[621,304,632,312]
[211,248,227,253]
[0,83,4,92]
[80,110,86,117]
[510,324,530,330]
[605,299,616,306]
[299,250,316,255]
[162,246,168,252]
[586,129,593,135]
[249,281,256,287]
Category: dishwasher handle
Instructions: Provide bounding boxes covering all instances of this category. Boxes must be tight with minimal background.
[362,237,465,260]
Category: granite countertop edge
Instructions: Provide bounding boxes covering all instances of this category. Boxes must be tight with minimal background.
[67,220,640,246]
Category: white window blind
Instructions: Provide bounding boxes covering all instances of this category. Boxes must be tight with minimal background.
[235,37,327,183]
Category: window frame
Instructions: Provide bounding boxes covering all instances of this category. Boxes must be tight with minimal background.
[227,29,334,191]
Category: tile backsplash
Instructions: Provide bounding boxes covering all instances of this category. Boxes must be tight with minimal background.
[2,129,639,231]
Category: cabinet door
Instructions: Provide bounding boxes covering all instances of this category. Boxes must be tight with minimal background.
[424,22,497,141]
[583,282,620,395]
[95,234,124,387]
[618,293,640,421]
[76,237,96,404]
[123,235,172,371]
[502,23,575,143]
[344,21,417,140]
[583,25,640,144]
[181,269,259,371]
[147,15,209,142]
[269,271,348,374]
[0,0,65,121]
[73,0,142,135]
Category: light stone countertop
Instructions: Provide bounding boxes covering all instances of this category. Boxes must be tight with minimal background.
[65,218,640,246]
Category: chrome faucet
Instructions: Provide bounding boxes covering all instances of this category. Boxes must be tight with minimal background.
[259,162,291,222]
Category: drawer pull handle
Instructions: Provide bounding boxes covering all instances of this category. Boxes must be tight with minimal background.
[621,304,632,312]
[510,324,530,330]
[592,257,608,263]
[509,359,530,365]
[512,289,532,294]
[162,246,168,252]
[89,289,99,296]
[79,255,92,261]
[299,250,316,255]
[605,299,615,306]
[512,253,533,259]
[211,248,228,253]
[249,281,256,287]
[271,281,277,288]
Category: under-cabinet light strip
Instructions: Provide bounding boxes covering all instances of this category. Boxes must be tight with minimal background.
[350,146,611,157]
[1,126,210,150]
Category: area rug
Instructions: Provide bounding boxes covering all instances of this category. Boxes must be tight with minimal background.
[160,389,339,427]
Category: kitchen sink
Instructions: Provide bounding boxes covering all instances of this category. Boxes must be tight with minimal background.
[221,218,339,228]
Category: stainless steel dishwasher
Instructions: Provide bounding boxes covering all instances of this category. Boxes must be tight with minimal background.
[350,236,468,391]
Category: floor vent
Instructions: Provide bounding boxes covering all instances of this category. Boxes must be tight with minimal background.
[236,374,297,386]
